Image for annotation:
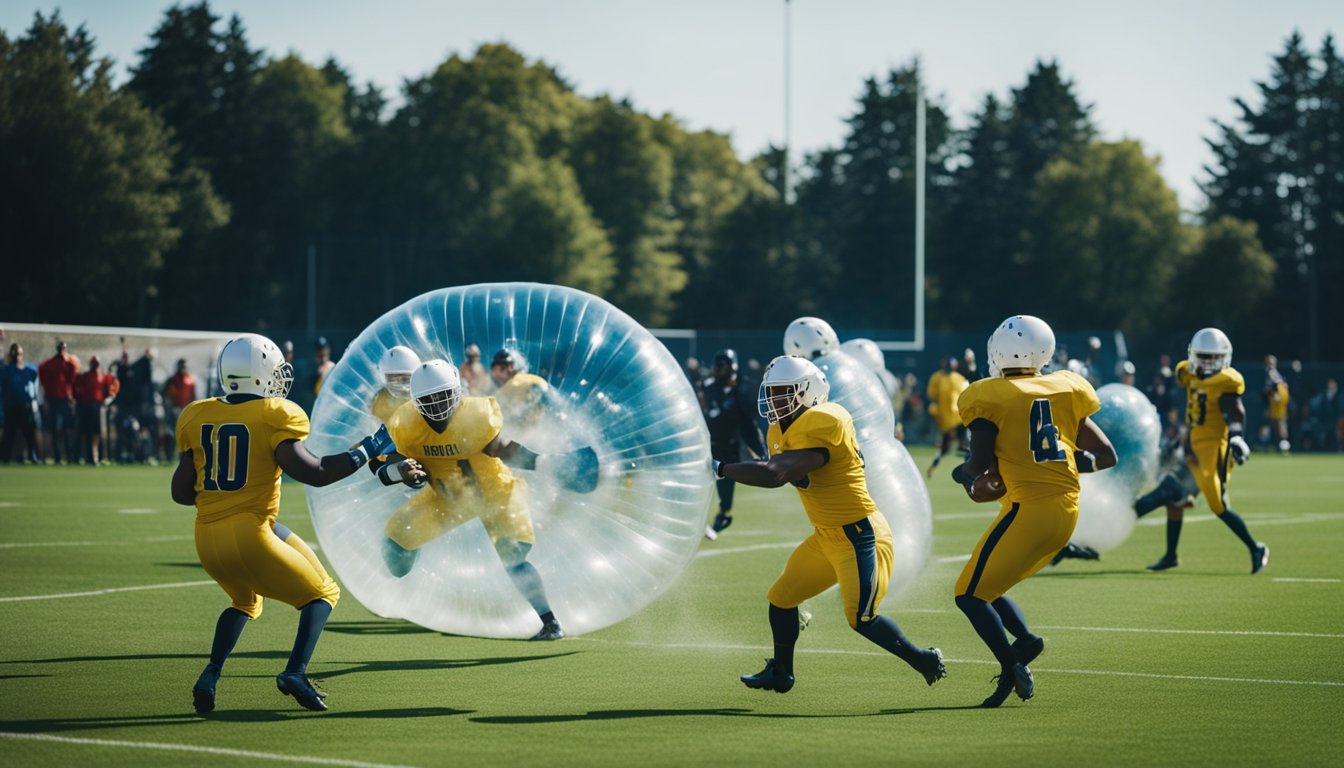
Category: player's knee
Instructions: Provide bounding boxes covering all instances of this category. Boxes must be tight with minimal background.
[954,593,984,614]
[850,615,870,632]
[494,537,532,567]
[237,601,263,620]
[765,585,797,608]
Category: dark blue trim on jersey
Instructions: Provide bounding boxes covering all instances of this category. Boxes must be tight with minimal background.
[962,503,1020,598]
[843,517,878,624]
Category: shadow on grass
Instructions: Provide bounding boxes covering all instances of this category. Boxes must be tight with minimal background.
[1034,569,1236,579]
[155,562,205,569]
[0,707,473,733]
[470,702,985,724]
[323,620,438,636]
[0,651,289,666]
[0,674,51,680]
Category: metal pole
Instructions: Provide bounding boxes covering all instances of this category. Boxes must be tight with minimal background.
[783,0,792,203]
[306,243,316,343]
[914,76,926,351]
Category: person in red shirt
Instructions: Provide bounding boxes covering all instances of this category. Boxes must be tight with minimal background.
[73,355,120,464]
[163,358,197,439]
[38,340,80,463]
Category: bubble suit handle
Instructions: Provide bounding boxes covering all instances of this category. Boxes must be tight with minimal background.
[1075,383,1161,551]
[305,284,713,638]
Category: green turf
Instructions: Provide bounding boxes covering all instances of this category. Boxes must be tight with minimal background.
[2,448,1341,767]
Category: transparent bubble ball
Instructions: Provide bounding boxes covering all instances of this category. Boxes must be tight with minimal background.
[304,283,713,638]
[813,349,932,600]
[1074,383,1162,551]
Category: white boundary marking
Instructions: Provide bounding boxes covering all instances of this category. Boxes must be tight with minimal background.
[1273,578,1340,583]
[0,535,194,550]
[1035,624,1344,639]
[0,580,214,603]
[697,542,798,558]
[574,638,1344,687]
[0,732,415,768]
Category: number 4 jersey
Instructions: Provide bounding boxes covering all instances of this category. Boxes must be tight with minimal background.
[958,370,1101,502]
[176,397,310,523]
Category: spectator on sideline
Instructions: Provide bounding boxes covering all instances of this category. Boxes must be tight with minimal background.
[73,355,120,464]
[459,343,490,395]
[1261,355,1290,453]
[1,343,42,464]
[1309,379,1341,452]
[163,358,197,441]
[38,340,80,463]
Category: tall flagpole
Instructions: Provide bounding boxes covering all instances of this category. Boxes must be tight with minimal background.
[783,0,792,203]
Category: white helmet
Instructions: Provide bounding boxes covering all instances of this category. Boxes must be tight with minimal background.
[840,338,886,374]
[411,360,463,422]
[783,317,839,360]
[987,315,1055,375]
[758,355,829,424]
[379,345,421,397]
[218,333,292,398]
[1188,327,1232,376]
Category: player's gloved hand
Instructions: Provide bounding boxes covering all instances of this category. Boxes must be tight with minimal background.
[1228,433,1250,465]
[950,462,975,492]
[378,458,427,488]
[539,446,599,493]
[711,459,726,479]
[350,425,396,468]
[712,510,733,532]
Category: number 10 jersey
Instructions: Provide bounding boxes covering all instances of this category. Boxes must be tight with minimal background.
[958,370,1101,502]
[176,397,311,523]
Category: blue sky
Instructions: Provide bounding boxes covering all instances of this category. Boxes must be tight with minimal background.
[3,1,1337,208]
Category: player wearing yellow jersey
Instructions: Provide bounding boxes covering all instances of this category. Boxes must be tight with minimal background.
[371,345,420,424]
[171,334,417,714]
[375,360,598,641]
[925,355,971,478]
[950,316,1116,708]
[1145,328,1268,573]
[489,348,550,428]
[715,356,946,695]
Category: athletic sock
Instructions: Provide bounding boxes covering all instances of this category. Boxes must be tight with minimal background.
[285,599,333,675]
[209,607,249,668]
[506,561,553,617]
[854,614,927,668]
[991,596,1032,641]
[955,594,1016,670]
[1219,509,1258,550]
[1166,517,1183,557]
[768,604,800,676]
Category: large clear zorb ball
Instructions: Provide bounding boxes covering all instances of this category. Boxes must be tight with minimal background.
[812,349,931,600]
[305,283,713,638]
[1074,383,1161,551]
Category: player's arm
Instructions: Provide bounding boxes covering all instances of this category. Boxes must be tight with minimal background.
[1074,417,1117,472]
[171,450,197,506]
[1221,392,1251,464]
[274,426,401,487]
[715,447,828,488]
[950,418,997,493]
[487,435,599,493]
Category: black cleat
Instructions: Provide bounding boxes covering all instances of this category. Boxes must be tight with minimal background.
[741,658,794,693]
[1012,635,1045,666]
[1251,543,1269,574]
[1051,543,1101,566]
[1146,553,1180,571]
[192,663,221,714]
[529,619,565,641]
[918,647,947,686]
[981,663,1033,708]
[276,672,328,711]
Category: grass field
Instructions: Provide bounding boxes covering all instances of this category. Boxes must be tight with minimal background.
[1,446,1341,767]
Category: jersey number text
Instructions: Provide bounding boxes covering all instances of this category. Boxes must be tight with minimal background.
[201,423,250,491]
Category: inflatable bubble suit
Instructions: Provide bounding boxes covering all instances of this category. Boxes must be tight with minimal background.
[811,349,932,601]
[1074,383,1161,552]
[305,283,714,638]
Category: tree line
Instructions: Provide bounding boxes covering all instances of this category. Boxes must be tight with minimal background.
[2,5,1339,359]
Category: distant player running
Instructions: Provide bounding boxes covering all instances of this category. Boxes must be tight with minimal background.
[172,334,410,714]
[1141,328,1268,573]
[715,355,946,695]
[950,316,1116,707]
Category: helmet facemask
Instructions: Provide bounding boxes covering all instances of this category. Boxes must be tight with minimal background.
[384,372,413,398]
[267,361,294,398]
[415,386,462,423]
[759,382,807,424]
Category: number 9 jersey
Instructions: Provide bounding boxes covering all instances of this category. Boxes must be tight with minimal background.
[1175,359,1245,442]
[176,397,310,523]
[957,370,1101,502]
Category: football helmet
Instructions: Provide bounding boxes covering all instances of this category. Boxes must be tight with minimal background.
[783,317,839,360]
[379,346,421,397]
[1188,328,1232,376]
[218,333,293,398]
[987,315,1055,375]
[411,360,463,422]
[840,338,886,374]
[758,355,829,424]
[712,348,739,372]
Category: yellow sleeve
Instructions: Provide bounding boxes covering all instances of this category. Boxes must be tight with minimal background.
[269,399,311,450]
[481,397,504,445]
[175,402,200,453]
[797,408,845,449]
[1223,368,1246,396]
[1071,373,1102,418]
[957,382,989,427]
[1175,360,1191,389]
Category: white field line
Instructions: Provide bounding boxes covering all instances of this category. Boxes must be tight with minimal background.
[1273,577,1340,583]
[1034,624,1344,639]
[0,535,195,549]
[0,732,415,768]
[1139,512,1344,528]
[697,542,798,558]
[0,580,214,603]
[573,638,1344,687]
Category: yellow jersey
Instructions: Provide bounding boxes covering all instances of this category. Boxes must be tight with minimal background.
[927,369,970,430]
[765,402,878,528]
[958,370,1101,502]
[176,396,310,524]
[1176,360,1245,442]
[387,396,515,502]
[371,388,406,424]
[494,372,549,424]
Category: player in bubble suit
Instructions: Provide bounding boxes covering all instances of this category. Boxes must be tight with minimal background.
[1140,328,1268,573]
[715,355,946,695]
[373,360,597,641]
[783,316,839,360]
[172,333,406,713]
[950,315,1116,707]
[489,348,550,430]
[371,346,421,423]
